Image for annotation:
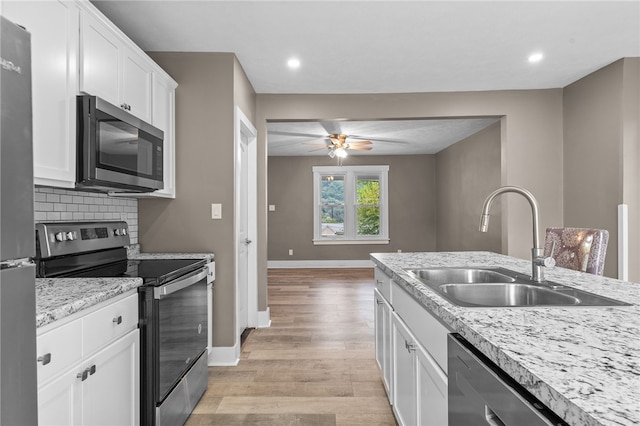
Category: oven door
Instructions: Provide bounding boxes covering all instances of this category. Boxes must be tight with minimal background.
[154,267,208,402]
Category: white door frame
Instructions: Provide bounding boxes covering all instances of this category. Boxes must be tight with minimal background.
[234,106,258,343]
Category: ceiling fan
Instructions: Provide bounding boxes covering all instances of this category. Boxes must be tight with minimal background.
[306,134,373,158]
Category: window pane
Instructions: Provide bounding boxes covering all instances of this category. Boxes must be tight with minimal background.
[321,175,344,237]
[321,206,344,235]
[357,177,380,204]
[356,176,380,236]
[357,205,380,236]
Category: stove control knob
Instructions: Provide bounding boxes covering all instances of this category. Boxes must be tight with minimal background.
[55,232,67,242]
[66,232,76,241]
[121,228,127,236]
[114,228,128,237]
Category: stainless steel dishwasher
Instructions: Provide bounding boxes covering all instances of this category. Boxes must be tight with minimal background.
[448,333,569,426]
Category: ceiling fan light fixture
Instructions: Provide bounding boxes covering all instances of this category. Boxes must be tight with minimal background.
[328,149,336,159]
[335,147,348,158]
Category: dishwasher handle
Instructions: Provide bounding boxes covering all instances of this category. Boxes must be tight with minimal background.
[154,267,208,299]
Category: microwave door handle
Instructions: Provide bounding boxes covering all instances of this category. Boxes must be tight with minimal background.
[154,268,208,299]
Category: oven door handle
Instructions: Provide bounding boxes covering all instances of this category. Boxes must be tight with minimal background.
[154,267,208,299]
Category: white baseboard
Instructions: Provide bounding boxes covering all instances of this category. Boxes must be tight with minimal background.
[257,307,271,328]
[208,343,240,366]
[268,259,375,268]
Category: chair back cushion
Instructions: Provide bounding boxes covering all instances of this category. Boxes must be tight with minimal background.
[543,227,609,276]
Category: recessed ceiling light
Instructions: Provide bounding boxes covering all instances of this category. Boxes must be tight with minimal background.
[528,52,544,63]
[287,58,300,69]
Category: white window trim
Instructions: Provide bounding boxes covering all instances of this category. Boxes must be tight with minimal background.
[312,165,389,245]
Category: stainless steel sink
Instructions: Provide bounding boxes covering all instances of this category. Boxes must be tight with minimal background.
[410,268,515,284]
[407,267,631,307]
[439,283,580,307]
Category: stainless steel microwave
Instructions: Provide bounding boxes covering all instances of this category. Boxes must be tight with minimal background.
[76,94,164,193]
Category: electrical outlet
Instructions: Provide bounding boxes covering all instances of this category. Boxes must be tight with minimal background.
[288,249,293,256]
[269,205,276,211]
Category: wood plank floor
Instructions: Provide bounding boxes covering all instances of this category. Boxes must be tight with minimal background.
[186,268,397,426]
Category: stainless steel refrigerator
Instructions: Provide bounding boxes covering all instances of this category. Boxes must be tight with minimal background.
[0,15,38,425]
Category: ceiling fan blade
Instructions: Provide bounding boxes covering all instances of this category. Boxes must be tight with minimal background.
[308,147,329,152]
[302,142,330,146]
[348,134,411,144]
[319,121,342,136]
[348,146,373,151]
[347,140,373,145]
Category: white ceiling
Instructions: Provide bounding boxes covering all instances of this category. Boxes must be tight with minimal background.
[91,0,639,156]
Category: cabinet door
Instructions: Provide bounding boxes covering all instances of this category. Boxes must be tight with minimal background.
[416,343,448,426]
[80,10,120,105]
[38,365,82,426]
[122,48,152,123]
[391,313,417,426]
[82,330,140,426]
[3,0,79,188]
[374,290,392,397]
[150,73,177,198]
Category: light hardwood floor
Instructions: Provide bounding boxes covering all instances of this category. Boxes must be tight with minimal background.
[186,268,397,425]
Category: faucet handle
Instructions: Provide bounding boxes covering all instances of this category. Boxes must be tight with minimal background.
[542,256,556,268]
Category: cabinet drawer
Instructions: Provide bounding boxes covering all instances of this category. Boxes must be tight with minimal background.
[375,267,391,302]
[37,320,82,385]
[82,293,138,355]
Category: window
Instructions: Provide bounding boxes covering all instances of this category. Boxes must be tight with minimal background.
[313,165,389,244]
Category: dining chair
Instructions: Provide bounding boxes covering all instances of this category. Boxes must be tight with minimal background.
[543,227,609,276]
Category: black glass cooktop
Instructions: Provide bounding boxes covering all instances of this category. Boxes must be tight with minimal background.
[65,258,207,286]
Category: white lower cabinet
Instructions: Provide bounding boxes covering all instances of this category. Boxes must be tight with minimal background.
[36,292,140,426]
[375,267,449,426]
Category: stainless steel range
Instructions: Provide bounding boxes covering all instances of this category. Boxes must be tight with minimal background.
[35,221,209,426]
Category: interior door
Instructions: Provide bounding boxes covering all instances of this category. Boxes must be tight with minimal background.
[237,133,249,337]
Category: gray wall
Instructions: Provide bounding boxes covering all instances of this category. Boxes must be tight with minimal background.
[436,122,502,252]
[563,58,640,279]
[268,155,436,260]
[138,52,256,347]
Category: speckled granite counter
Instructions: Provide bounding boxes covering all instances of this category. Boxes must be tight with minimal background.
[35,277,143,328]
[370,251,640,426]
[127,244,214,262]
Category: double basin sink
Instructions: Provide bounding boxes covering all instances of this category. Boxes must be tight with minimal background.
[406,267,630,307]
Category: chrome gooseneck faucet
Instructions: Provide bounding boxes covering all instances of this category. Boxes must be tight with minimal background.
[479,186,555,283]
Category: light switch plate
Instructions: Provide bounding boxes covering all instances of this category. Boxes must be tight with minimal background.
[211,203,222,219]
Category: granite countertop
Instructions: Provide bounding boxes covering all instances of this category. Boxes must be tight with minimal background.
[370,251,640,426]
[36,250,214,329]
[35,277,143,328]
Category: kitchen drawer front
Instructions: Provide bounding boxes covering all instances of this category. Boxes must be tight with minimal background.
[82,293,138,356]
[375,267,392,302]
[37,319,83,385]
[391,281,450,373]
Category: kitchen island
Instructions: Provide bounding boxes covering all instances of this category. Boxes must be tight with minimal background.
[371,251,639,426]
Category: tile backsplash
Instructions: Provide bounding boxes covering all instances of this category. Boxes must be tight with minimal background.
[34,187,138,244]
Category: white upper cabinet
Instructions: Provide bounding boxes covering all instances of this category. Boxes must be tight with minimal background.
[79,7,152,123]
[151,73,177,198]
[3,0,80,188]
[5,0,177,192]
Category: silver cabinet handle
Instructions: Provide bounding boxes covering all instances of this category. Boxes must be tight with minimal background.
[89,365,96,376]
[77,368,89,381]
[113,315,123,325]
[405,340,416,353]
[37,353,52,365]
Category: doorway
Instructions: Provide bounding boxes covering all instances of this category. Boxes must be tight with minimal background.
[235,106,258,348]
